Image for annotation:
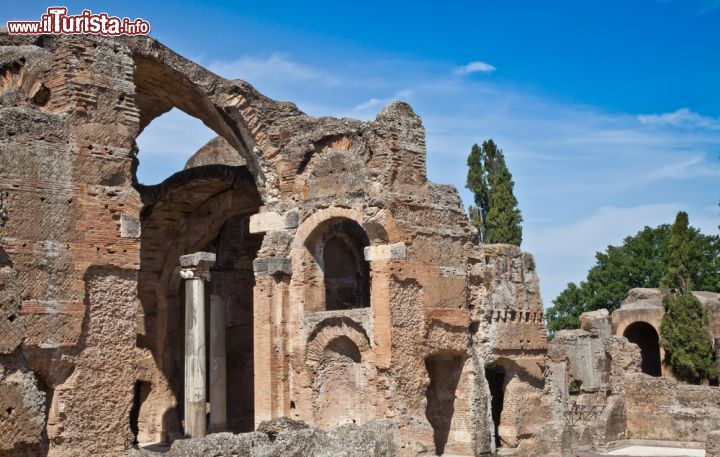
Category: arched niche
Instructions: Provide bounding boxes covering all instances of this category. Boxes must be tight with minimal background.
[299,216,371,313]
[623,321,662,377]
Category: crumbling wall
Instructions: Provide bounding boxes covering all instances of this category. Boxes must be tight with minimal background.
[0,30,292,455]
[625,374,720,442]
[540,309,641,456]
[707,430,720,457]
[467,244,548,455]
[543,306,720,456]
[1,30,555,457]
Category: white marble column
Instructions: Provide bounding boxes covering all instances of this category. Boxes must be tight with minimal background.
[208,294,227,433]
[179,252,215,438]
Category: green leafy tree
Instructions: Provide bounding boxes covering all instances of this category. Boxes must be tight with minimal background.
[546,222,720,334]
[659,211,716,384]
[546,282,587,334]
[465,140,523,245]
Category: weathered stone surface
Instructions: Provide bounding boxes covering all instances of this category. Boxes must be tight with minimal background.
[624,373,720,442]
[707,430,720,457]
[0,358,47,455]
[363,242,406,261]
[249,208,298,233]
[185,136,246,169]
[167,419,399,457]
[581,309,611,339]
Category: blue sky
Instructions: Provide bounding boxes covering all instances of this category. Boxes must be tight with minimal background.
[5,1,720,306]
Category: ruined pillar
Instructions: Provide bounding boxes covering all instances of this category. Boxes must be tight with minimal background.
[208,294,227,433]
[179,252,216,438]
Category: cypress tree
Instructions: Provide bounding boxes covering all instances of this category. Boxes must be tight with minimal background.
[659,211,716,383]
[661,211,691,291]
[465,140,523,245]
[466,143,489,242]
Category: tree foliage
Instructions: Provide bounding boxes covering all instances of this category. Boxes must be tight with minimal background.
[546,221,720,334]
[659,211,716,384]
[465,140,523,245]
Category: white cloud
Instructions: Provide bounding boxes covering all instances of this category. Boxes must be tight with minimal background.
[353,97,383,112]
[454,61,497,75]
[525,203,684,258]
[637,107,720,130]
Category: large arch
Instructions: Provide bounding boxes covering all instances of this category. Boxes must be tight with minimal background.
[623,321,662,377]
[126,37,308,200]
[126,42,291,443]
[136,165,262,441]
[131,51,258,182]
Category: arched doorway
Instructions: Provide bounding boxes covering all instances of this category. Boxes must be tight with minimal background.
[129,49,267,441]
[623,321,662,377]
[485,363,506,449]
[137,165,262,439]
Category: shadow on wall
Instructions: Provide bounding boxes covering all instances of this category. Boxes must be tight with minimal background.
[485,363,506,449]
[425,351,466,455]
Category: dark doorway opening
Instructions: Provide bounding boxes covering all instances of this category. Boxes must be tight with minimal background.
[485,363,506,448]
[425,351,465,456]
[623,322,661,377]
[130,381,152,444]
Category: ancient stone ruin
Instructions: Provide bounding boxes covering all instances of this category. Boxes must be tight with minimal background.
[1,31,719,457]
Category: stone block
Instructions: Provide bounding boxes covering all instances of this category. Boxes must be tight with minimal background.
[253,257,291,275]
[179,252,217,268]
[363,242,406,261]
[580,308,610,339]
[249,208,298,233]
[119,214,141,238]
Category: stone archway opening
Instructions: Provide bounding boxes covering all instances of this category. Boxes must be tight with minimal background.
[137,167,262,440]
[485,363,507,449]
[425,351,466,456]
[623,321,661,377]
[130,52,264,442]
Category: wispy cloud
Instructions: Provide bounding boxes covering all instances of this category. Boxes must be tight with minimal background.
[638,107,720,130]
[208,53,341,86]
[639,154,720,181]
[654,0,720,14]
[351,89,414,115]
[526,203,686,258]
[137,52,720,307]
[697,0,720,13]
[453,61,497,75]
